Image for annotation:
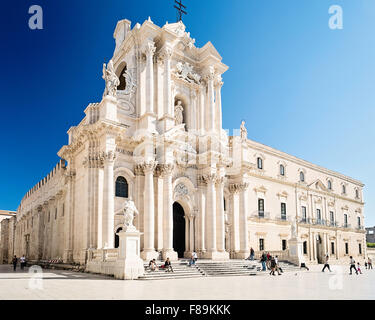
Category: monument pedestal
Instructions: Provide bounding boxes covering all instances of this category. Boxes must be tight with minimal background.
[288,237,303,266]
[114,229,144,280]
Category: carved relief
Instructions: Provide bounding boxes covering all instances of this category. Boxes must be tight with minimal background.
[174,62,201,84]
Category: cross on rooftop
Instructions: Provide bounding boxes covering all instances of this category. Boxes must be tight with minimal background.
[174,0,187,22]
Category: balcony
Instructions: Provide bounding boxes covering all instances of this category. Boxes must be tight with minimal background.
[356,225,365,231]
[342,223,351,229]
[250,211,270,219]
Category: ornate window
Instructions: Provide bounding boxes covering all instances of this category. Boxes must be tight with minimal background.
[257,157,263,170]
[342,184,346,195]
[281,203,287,220]
[355,189,360,199]
[327,180,332,190]
[117,65,127,91]
[300,171,305,182]
[115,176,129,198]
[258,198,265,217]
[259,238,265,251]
[301,206,307,222]
[331,242,335,255]
[280,164,285,176]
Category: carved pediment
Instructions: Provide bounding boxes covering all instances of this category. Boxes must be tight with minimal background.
[309,179,329,192]
[254,186,267,194]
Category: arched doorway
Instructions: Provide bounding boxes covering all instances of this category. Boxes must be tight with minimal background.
[173,202,186,258]
[114,227,123,249]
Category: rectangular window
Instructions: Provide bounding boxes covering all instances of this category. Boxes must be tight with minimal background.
[302,206,307,222]
[330,211,335,225]
[331,242,335,255]
[303,241,307,255]
[344,214,348,227]
[359,243,362,255]
[258,199,265,217]
[62,203,64,217]
[282,239,287,251]
[345,242,349,255]
[357,217,361,228]
[259,238,264,251]
[316,209,321,221]
[281,203,286,220]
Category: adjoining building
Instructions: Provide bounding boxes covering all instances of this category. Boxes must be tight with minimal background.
[366,227,375,244]
[0,18,366,269]
[0,210,16,263]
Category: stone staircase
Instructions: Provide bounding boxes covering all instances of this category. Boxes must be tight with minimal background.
[139,261,205,280]
[195,260,259,277]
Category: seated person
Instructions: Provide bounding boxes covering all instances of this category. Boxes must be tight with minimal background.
[164,258,173,272]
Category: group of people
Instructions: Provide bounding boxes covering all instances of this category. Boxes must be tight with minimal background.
[259,252,284,276]
[321,254,373,275]
[11,255,27,271]
[148,258,173,272]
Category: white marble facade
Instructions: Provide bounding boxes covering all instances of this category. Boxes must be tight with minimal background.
[1,18,366,266]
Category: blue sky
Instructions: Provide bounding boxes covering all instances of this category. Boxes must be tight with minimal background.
[0,0,374,225]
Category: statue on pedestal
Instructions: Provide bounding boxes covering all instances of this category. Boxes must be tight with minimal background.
[291,217,298,239]
[240,121,247,141]
[174,100,184,125]
[102,59,120,97]
[123,199,139,232]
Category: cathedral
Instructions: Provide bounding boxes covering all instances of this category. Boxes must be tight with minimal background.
[0,17,366,269]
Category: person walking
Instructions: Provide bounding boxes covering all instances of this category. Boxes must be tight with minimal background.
[368,257,373,270]
[349,256,358,275]
[249,247,255,261]
[357,262,363,274]
[270,256,281,276]
[260,252,267,271]
[20,255,26,270]
[300,256,310,271]
[365,259,368,270]
[192,251,198,263]
[322,254,332,272]
[12,255,17,271]
[188,253,196,267]
[274,255,283,273]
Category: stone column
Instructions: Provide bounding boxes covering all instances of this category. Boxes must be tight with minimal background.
[216,178,226,252]
[215,76,223,133]
[102,151,116,249]
[159,164,177,260]
[189,215,195,253]
[185,216,189,254]
[229,184,241,255]
[205,174,217,254]
[159,47,175,132]
[238,183,250,258]
[145,41,156,114]
[141,161,158,260]
[197,180,206,254]
[205,66,216,132]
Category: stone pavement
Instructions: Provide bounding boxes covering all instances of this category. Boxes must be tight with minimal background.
[0,264,373,300]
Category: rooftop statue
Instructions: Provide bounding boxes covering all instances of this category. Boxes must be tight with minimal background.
[102,59,120,97]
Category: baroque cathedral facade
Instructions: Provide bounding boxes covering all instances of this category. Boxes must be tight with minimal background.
[0,18,366,266]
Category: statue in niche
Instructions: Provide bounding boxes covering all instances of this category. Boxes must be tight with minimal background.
[174,100,184,125]
[240,120,248,141]
[123,198,139,232]
[102,59,120,97]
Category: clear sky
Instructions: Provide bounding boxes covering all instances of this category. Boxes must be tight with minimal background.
[0,0,374,225]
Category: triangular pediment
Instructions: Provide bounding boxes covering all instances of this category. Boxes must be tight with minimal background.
[309,179,328,192]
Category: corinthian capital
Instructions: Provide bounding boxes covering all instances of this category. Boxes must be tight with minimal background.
[199,174,217,185]
[203,65,216,82]
[102,151,116,164]
[144,41,156,57]
[156,164,175,177]
[141,160,158,174]
[159,46,173,61]
[229,182,248,194]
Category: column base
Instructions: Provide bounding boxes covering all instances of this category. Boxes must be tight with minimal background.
[233,251,249,259]
[162,249,178,262]
[63,249,73,263]
[201,250,230,261]
[141,249,159,261]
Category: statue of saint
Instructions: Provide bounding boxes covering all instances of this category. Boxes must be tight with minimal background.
[240,121,247,141]
[174,100,184,125]
[123,198,139,232]
[102,59,120,97]
[291,217,298,239]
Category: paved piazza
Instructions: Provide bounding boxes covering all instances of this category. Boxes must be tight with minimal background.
[0,265,373,300]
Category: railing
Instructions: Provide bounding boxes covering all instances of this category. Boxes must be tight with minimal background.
[356,225,365,231]
[342,223,351,229]
[250,211,271,219]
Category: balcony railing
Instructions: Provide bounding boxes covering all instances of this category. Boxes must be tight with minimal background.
[342,223,351,229]
[250,211,271,219]
[356,225,365,231]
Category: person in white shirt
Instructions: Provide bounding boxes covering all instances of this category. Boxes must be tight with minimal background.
[349,256,358,275]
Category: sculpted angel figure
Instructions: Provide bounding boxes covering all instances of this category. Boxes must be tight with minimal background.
[240,121,248,141]
[102,59,120,97]
[123,198,139,231]
[174,100,184,125]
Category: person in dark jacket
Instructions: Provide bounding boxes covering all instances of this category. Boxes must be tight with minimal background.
[164,258,173,272]
[270,256,281,276]
[260,252,267,271]
[12,255,17,271]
